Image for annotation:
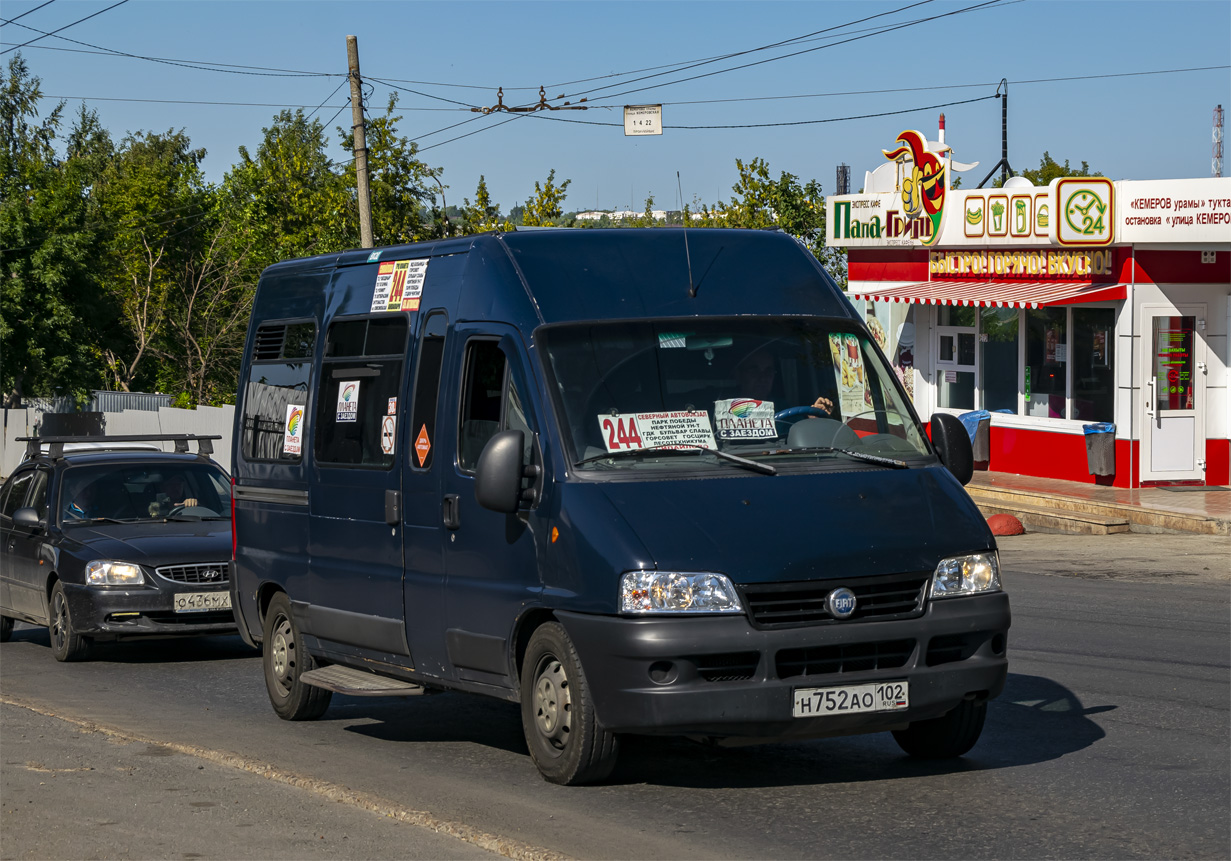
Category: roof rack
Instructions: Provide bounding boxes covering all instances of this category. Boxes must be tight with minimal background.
[17,434,222,461]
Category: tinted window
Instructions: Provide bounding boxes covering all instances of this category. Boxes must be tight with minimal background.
[59,462,230,524]
[242,319,317,462]
[315,316,409,468]
[1,471,35,518]
[458,340,507,472]
[408,312,447,470]
[27,470,50,521]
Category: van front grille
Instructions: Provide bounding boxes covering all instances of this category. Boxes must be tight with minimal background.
[740,572,930,628]
[776,639,916,679]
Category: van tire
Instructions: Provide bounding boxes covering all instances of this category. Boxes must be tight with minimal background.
[262,593,331,721]
[892,698,987,759]
[520,622,619,785]
[1,614,14,642]
[49,582,90,662]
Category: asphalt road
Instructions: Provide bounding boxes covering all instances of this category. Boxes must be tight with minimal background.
[2,533,1228,860]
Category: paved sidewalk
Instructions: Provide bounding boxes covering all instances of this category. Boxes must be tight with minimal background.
[969,470,1231,533]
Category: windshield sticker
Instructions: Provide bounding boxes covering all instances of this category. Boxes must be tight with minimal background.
[380,415,396,455]
[597,410,717,453]
[714,398,777,439]
[371,259,429,312]
[336,380,360,422]
[830,334,872,416]
[283,404,304,455]
[658,332,691,349]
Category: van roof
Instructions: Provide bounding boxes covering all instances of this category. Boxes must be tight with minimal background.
[259,228,852,326]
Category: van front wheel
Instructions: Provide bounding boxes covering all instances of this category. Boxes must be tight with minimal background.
[520,622,619,785]
[262,593,331,721]
[892,698,987,758]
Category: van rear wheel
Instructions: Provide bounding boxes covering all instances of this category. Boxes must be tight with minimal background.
[1,615,14,643]
[520,622,619,785]
[892,698,987,758]
[262,593,331,720]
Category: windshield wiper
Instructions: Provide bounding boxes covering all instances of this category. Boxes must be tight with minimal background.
[67,516,131,525]
[784,446,910,468]
[576,444,776,475]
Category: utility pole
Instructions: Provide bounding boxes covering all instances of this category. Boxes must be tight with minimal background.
[347,35,373,248]
[977,79,1014,188]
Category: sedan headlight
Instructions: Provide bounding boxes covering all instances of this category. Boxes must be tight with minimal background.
[620,571,742,614]
[931,552,1001,598]
[85,561,145,587]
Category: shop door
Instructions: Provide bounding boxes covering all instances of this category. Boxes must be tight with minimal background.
[1140,304,1206,483]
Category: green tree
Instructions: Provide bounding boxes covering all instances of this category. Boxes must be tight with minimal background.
[337,94,439,245]
[521,169,571,226]
[222,109,351,272]
[0,56,111,402]
[997,152,1101,187]
[460,175,512,233]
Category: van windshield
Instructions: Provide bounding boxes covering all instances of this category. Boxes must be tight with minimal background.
[540,318,931,473]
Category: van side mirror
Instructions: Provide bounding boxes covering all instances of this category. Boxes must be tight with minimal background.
[13,507,44,530]
[475,430,526,513]
[930,414,974,486]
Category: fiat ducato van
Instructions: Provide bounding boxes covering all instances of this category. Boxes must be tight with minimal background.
[230,228,1010,785]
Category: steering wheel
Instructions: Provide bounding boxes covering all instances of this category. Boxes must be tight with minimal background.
[773,405,832,436]
[165,504,214,518]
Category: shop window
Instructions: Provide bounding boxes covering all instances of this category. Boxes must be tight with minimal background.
[979,308,1019,413]
[1072,308,1116,421]
[936,306,976,411]
[1025,308,1068,418]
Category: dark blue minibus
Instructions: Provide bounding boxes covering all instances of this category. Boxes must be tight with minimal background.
[230,228,1009,784]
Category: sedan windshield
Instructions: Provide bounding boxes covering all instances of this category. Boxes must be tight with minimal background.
[540,318,930,473]
[59,462,231,525]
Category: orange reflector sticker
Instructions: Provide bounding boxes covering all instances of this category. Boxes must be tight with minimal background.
[415,425,431,467]
[551,526,559,543]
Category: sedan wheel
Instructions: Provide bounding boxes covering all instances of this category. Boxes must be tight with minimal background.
[48,582,90,662]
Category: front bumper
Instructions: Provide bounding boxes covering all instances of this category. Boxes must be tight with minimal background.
[61,581,237,640]
[558,591,1010,738]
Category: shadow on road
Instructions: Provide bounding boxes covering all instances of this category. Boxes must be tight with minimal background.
[4,622,257,664]
[338,672,1111,787]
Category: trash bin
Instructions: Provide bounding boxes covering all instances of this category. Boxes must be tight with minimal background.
[958,410,991,463]
[1082,422,1116,476]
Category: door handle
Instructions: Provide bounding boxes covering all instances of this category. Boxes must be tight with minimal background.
[1145,377,1154,419]
[442,494,460,530]
[384,489,401,526]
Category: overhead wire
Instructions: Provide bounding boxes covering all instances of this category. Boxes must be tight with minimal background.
[3,0,57,26]
[1,0,130,56]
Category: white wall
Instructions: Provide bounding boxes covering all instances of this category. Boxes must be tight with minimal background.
[1,405,234,479]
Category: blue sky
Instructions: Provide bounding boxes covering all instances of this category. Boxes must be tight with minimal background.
[3,0,1229,215]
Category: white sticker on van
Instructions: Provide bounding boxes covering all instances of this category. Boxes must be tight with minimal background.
[713,399,777,439]
[380,415,396,454]
[283,404,305,454]
[336,380,360,422]
[597,411,716,453]
[371,259,429,312]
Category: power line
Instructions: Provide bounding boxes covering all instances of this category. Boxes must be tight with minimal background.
[306,79,349,120]
[0,24,337,76]
[1,0,130,56]
[46,94,351,109]
[365,76,480,109]
[573,0,1013,104]
[3,0,57,26]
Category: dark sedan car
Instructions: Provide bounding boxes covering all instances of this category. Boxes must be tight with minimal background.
[0,435,235,661]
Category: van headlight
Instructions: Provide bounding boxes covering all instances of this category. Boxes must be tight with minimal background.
[930,552,1001,598]
[620,571,743,614]
[85,561,145,587]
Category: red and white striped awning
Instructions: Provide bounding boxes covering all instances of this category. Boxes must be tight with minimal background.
[850,280,1128,309]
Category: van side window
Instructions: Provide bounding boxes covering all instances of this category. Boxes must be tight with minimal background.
[315,316,409,468]
[408,312,447,470]
[457,340,534,472]
[242,321,317,461]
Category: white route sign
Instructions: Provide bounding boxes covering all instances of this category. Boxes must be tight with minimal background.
[624,105,663,136]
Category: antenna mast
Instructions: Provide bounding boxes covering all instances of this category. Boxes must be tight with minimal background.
[1214,104,1224,178]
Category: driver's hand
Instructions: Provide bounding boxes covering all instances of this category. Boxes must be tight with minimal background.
[812,396,833,414]
[181,497,198,508]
